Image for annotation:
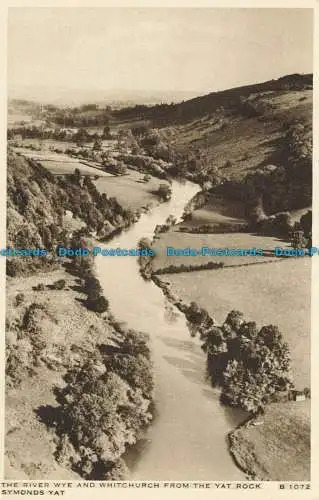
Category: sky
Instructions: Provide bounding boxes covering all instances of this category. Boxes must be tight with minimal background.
[8,8,313,102]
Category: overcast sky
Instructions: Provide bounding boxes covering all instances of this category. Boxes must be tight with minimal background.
[8,8,313,101]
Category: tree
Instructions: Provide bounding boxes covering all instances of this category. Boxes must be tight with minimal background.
[113,162,127,175]
[290,230,307,249]
[156,183,172,201]
[221,324,293,412]
[74,128,89,146]
[186,301,210,327]
[300,210,312,237]
[223,310,244,332]
[93,139,102,151]
[102,125,111,138]
[73,168,81,186]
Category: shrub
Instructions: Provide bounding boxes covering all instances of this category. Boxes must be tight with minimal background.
[107,353,153,399]
[156,183,172,201]
[33,283,46,291]
[303,387,311,399]
[88,295,109,313]
[15,293,25,306]
[52,279,66,290]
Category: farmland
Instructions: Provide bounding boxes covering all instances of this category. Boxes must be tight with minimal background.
[229,400,311,481]
[8,135,168,212]
[163,257,310,388]
[95,170,170,211]
[152,231,287,271]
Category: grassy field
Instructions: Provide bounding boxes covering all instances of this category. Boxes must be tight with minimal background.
[152,231,288,271]
[179,194,247,231]
[39,159,113,177]
[163,257,310,388]
[95,170,170,211]
[11,140,166,212]
[11,146,115,177]
[229,400,310,481]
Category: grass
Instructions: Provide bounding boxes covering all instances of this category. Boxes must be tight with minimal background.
[95,169,170,211]
[229,400,310,481]
[11,139,166,211]
[180,194,247,230]
[11,145,114,177]
[39,159,112,177]
[152,231,287,271]
[163,257,310,388]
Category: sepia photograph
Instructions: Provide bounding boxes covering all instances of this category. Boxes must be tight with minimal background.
[4,5,313,485]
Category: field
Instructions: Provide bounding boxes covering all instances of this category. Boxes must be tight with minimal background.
[229,400,310,481]
[95,170,170,211]
[12,148,113,177]
[152,231,288,271]
[163,257,310,388]
[10,139,168,212]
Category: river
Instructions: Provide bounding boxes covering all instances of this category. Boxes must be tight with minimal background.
[96,180,246,480]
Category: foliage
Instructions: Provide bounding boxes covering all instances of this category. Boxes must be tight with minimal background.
[154,261,224,275]
[156,183,172,201]
[199,311,294,413]
[7,151,135,276]
[52,279,66,290]
[87,295,109,314]
[15,293,25,306]
[53,327,153,480]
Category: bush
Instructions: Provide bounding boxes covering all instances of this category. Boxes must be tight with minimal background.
[88,295,109,313]
[15,293,25,306]
[33,283,46,291]
[53,343,153,480]
[185,304,294,413]
[156,183,172,201]
[303,387,311,399]
[52,279,66,290]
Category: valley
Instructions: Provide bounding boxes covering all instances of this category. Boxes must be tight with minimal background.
[6,72,312,482]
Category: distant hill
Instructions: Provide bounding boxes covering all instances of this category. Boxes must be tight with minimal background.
[114,73,312,125]
[113,74,312,191]
[8,86,204,107]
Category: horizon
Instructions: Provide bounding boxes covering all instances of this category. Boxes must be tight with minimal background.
[8,71,313,108]
[8,8,313,105]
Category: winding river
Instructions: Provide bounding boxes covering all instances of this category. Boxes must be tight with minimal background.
[96,180,246,480]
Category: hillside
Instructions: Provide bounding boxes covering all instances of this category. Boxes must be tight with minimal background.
[113,74,312,198]
[7,151,135,276]
[5,151,154,480]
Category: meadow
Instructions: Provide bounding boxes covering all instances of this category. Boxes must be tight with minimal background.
[152,231,287,271]
[230,400,310,481]
[164,257,311,388]
[95,169,170,211]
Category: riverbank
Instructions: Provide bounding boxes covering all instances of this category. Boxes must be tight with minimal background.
[149,264,310,481]
[229,401,310,481]
[5,255,154,480]
[95,179,248,480]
